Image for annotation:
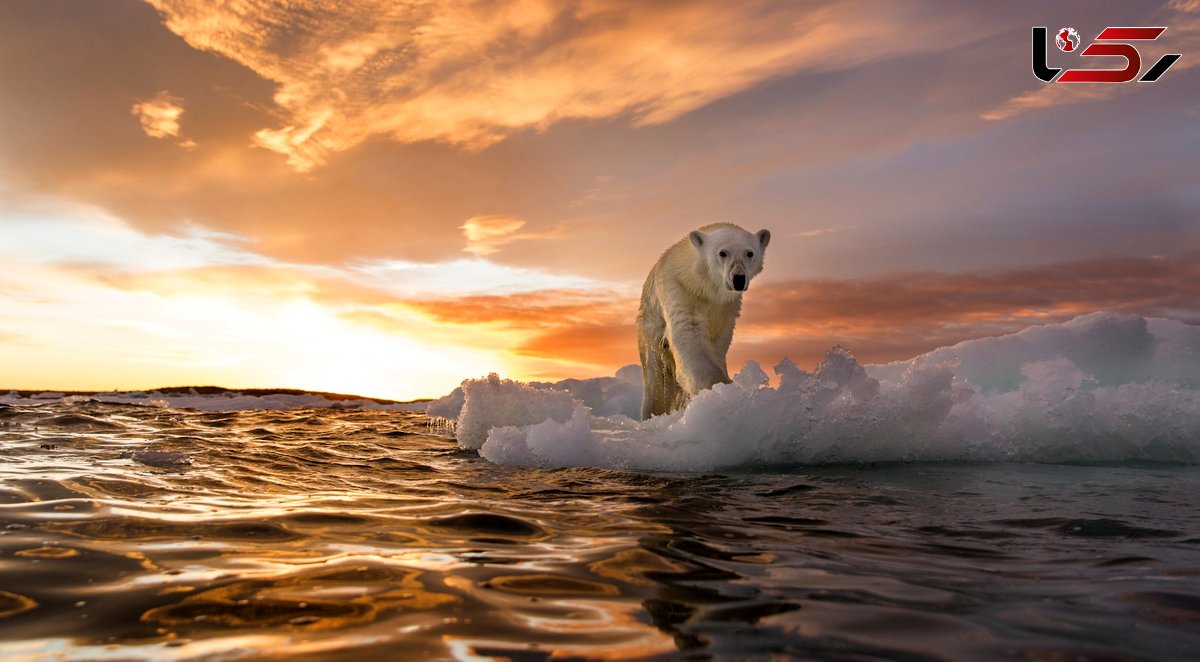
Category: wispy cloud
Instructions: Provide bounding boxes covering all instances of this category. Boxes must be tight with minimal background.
[792,226,853,238]
[981,85,1119,122]
[353,257,605,297]
[130,90,187,139]
[143,0,972,170]
[0,208,262,270]
[461,215,527,256]
[459,214,567,256]
[403,290,626,327]
[0,329,34,347]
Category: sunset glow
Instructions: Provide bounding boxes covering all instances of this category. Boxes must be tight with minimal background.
[2,0,1198,400]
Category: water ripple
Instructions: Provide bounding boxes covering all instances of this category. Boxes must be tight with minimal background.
[0,401,1195,660]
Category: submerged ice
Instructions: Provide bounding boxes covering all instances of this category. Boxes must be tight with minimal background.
[428,313,1200,470]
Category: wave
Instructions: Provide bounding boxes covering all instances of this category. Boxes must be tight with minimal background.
[429,312,1200,470]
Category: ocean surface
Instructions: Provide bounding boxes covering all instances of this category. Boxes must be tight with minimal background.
[0,399,1198,661]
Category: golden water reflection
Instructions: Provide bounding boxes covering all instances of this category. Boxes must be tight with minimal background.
[0,404,701,659]
[4,402,1196,660]
[142,562,457,631]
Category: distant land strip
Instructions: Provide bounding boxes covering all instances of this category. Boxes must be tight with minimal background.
[0,386,428,405]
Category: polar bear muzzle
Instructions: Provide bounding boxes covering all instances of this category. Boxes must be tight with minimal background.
[732,274,747,291]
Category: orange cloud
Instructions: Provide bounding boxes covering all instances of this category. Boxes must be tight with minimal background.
[461,215,527,256]
[980,84,1119,122]
[397,255,1200,376]
[459,214,569,257]
[131,90,186,139]
[143,0,972,170]
[732,255,1200,368]
[85,263,397,308]
[515,322,635,370]
[398,289,634,376]
[403,290,625,326]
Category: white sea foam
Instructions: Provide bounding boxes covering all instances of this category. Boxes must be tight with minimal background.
[430,313,1200,470]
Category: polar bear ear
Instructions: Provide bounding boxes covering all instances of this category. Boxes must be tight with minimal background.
[689,231,705,249]
[756,229,771,249]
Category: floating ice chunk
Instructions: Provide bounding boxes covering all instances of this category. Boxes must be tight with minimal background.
[426,365,644,424]
[425,386,465,420]
[449,313,1200,470]
[454,374,577,450]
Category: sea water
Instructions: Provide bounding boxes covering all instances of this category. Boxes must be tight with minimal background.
[0,312,1196,660]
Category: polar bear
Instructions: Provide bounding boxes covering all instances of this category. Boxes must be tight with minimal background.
[637,223,770,420]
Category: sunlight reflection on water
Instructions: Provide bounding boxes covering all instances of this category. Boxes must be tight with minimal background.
[0,400,1197,660]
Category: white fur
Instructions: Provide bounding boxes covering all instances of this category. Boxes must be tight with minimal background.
[637,223,770,420]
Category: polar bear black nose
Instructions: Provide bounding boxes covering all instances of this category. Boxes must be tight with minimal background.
[732,274,747,291]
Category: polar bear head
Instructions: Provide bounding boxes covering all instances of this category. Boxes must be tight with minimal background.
[688,223,771,294]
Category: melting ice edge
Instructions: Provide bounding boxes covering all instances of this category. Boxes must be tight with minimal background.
[429,312,1200,470]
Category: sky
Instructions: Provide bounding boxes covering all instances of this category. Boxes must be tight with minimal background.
[1,0,1198,401]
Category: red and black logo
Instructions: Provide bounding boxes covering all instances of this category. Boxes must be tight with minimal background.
[1033,26,1181,83]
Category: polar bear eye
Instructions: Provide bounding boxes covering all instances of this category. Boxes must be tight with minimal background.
[747,251,754,259]
[718,250,727,258]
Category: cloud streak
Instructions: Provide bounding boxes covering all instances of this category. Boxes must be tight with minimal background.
[400,255,1200,376]
[980,84,1120,122]
[399,289,633,375]
[461,215,527,256]
[733,255,1200,368]
[143,0,971,170]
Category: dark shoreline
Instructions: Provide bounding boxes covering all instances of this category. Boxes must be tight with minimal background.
[0,386,430,406]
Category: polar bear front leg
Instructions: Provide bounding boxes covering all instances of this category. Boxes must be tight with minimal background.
[638,330,673,420]
[665,313,730,396]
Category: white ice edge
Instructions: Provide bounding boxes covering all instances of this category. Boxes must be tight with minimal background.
[428,312,1200,470]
